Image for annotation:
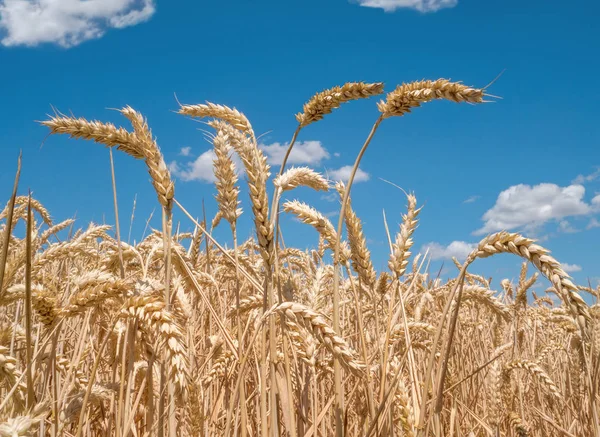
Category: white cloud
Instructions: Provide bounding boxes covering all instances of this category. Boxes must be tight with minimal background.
[179,147,192,157]
[260,140,329,166]
[0,0,155,47]
[321,192,339,203]
[475,183,595,235]
[354,0,457,13]
[171,147,244,184]
[463,195,480,204]
[562,263,582,273]
[327,165,370,183]
[421,241,475,261]
[587,218,600,230]
[558,220,579,234]
[572,167,600,185]
[170,150,218,183]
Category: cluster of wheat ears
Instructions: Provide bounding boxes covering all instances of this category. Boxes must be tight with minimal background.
[0,78,598,437]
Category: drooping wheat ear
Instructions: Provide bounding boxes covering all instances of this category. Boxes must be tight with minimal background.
[179,102,255,140]
[274,301,364,375]
[33,224,110,274]
[378,79,485,118]
[62,270,130,316]
[461,285,511,321]
[296,82,385,128]
[122,293,188,396]
[0,196,52,226]
[282,200,338,250]
[335,181,376,288]
[503,359,561,400]
[41,115,143,157]
[388,193,421,279]
[120,106,175,211]
[39,219,75,245]
[274,167,330,193]
[467,231,590,332]
[212,130,242,226]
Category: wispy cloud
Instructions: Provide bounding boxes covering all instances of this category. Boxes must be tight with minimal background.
[421,241,475,261]
[353,0,457,13]
[179,147,192,157]
[321,192,339,203]
[587,218,600,230]
[572,167,600,185]
[327,166,370,183]
[558,220,579,234]
[474,183,598,235]
[0,0,155,47]
[463,195,480,204]
[260,140,329,166]
[562,263,582,273]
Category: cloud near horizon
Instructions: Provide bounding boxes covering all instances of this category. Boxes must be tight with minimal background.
[354,0,457,13]
[0,0,155,47]
[475,183,600,235]
[421,240,475,261]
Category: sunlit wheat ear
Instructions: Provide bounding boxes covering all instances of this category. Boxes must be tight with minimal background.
[122,292,188,396]
[467,231,590,332]
[296,82,385,128]
[274,167,329,193]
[41,116,144,158]
[120,106,175,210]
[274,301,364,375]
[210,120,273,261]
[460,285,511,321]
[178,102,255,139]
[378,79,486,118]
[62,270,130,316]
[503,360,561,400]
[212,130,242,226]
[41,108,175,210]
[388,193,421,279]
[282,200,339,251]
[335,182,376,288]
[0,196,52,227]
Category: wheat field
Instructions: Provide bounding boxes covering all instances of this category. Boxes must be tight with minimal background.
[0,79,598,437]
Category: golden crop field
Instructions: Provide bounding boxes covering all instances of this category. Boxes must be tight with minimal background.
[0,79,597,437]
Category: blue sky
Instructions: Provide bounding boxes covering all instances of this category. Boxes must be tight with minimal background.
[1,0,599,294]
